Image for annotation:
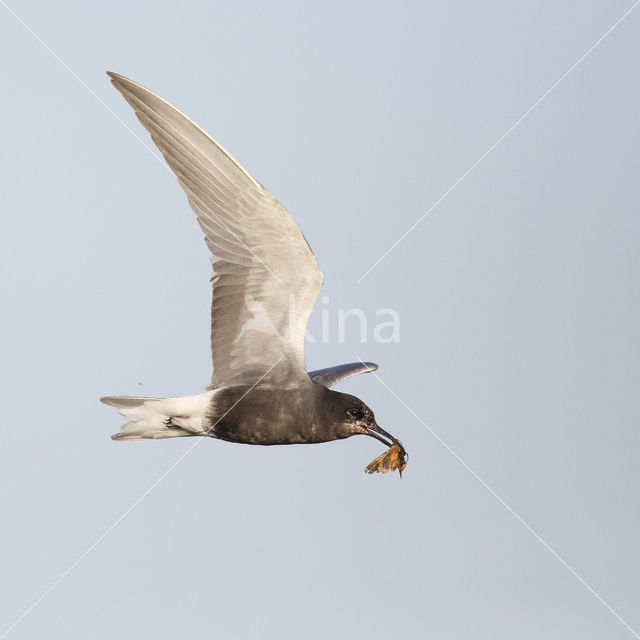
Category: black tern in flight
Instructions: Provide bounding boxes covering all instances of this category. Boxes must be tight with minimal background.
[101,73,405,466]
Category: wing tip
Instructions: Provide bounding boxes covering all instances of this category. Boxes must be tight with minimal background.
[104,71,265,190]
[308,361,380,388]
[106,71,140,96]
[106,70,124,84]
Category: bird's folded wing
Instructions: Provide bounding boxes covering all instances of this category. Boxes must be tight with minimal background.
[308,362,379,388]
[108,73,323,387]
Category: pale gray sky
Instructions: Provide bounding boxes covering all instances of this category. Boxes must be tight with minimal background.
[1,1,639,638]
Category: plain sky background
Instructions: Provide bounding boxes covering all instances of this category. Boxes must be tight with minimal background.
[1,1,639,638]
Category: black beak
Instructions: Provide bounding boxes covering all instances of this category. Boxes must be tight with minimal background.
[363,422,401,448]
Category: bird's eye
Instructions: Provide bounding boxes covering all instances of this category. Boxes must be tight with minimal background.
[348,408,364,421]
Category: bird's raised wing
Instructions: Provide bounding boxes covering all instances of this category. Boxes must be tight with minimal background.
[108,73,323,387]
[308,362,378,388]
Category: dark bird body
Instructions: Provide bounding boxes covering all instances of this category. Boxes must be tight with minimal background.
[209,383,379,445]
[101,73,403,459]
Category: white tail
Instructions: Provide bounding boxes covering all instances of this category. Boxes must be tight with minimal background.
[101,392,215,441]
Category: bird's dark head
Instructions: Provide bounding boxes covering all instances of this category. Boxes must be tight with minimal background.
[328,390,398,447]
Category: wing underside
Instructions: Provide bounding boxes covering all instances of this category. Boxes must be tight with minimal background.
[108,73,323,387]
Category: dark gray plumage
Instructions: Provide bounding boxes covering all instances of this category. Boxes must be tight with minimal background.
[101,73,402,455]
